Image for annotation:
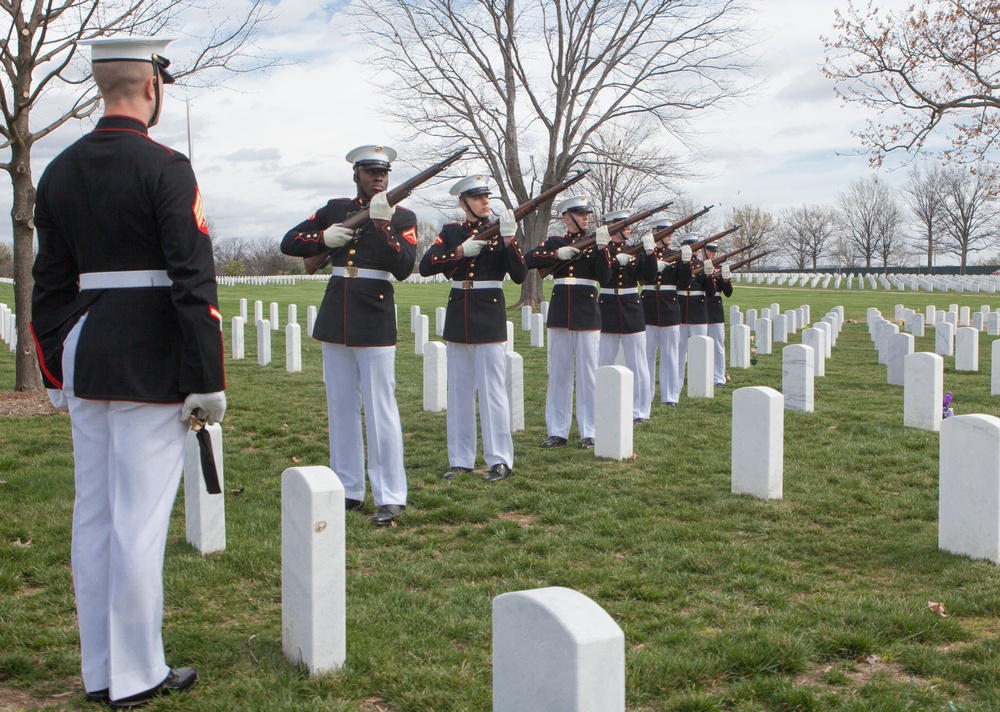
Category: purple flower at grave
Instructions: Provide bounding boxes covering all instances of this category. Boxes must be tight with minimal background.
[943,391,955,419]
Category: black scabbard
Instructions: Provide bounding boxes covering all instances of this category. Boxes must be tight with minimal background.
[196,427,222,495]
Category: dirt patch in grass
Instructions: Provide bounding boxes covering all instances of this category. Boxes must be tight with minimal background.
[0,391,60,418]
[0,684,61,710]
[497,512,536,527]
[795,657,930,689]
[359,698,396,711]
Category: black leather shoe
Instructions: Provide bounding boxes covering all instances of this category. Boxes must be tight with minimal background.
[484,463,513,482]
[665,402,678,409]
[371,504,404,526]
[580,437,595,449]
[85,688,109,703]
[110,668,197,708]
[345,498,363,512]
[633,417,648,424]
[442,467,472,481]
[540,436,568,448]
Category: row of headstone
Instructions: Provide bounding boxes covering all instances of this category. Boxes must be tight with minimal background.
[731,272,1000,294]
[281,465,626,711]
[0,303,14,351]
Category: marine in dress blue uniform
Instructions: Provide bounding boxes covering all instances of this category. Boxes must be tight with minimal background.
[280,145,417,525]
[524,195,612,449]
[704,243,733,386]
[418,175,527,482]
[31,37,222,706]
[641,219,683,412]
[676,232,717,393]
[598,210,656,422]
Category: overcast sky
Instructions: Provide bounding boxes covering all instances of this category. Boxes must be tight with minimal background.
[3,0,928,247]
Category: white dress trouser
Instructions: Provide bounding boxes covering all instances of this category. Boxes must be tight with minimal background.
[63,315,183,700]
[546,329,599,440]
[708,323,726,384]
[446,342,514,469]
[644,325,681,410]
[599,332,648,420]
[678,323,708,392]
[322,343,407,506]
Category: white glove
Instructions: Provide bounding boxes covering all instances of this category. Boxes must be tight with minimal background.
[461,237,484,258]
[557,246,581,260]
[182,391,228,425]
[500,209,517,238]
[642,232,655,252]
[703,259,714,275]
[656,260,668,273]
[616,252,632,266]
[369,191,395,221]
[47,388,68,410]
[595,226,611,247]
[680,245,692,263]
[322,224,355,248]
[721,264,731,280]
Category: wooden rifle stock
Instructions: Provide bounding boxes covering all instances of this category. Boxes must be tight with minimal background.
[537,200,674,278]
[304,146,470,275]
[691,244,753,275]
[650,204,714,246]
[441,169,591,280]
[729,250,772,272]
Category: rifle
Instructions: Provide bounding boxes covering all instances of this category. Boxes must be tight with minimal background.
[441,169,591,280]
[650,205,714,246]
[304,146,470,275]
[691,244,754,275]
[537,200,674,279]
[622,223,741,258]
[729,250,772,272]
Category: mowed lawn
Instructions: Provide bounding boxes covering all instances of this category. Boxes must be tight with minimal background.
[3,278,1000,711]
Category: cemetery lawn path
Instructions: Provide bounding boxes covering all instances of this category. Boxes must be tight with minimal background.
[3,280,1000,710]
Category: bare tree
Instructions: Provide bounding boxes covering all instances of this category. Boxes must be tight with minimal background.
[829,233,863,270]
[212,236,247,276]
[902,163,948,273]
[779,206,837,271]
[415,218,444,269]
[937,168,1000,274]
[352,0,753,307]
[836,176,904,270]
[0,242,12,278]
[726,204,776,260]
[1,0,274,391]
[242,238,297,276]
[823,0,1000,167]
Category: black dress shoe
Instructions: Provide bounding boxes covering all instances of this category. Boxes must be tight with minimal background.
[540,436,568,448]
[633,417,648,424]
[110,668,197,708]
[442,466,472,481]
[345,498,363,512]
[580,437,595,449]
[371,504,404,526]
[484,463,513,482]
[665,402,678,409]
[85,688,109,703]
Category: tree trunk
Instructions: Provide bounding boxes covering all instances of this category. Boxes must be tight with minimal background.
[926,225,933,274]
[9,125,43,392]
[511,209,548,310]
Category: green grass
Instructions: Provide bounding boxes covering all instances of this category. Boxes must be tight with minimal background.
[2,279,1000,710]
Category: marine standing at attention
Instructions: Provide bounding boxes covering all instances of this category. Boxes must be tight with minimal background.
[280,145,417,526]
[31,36,225,706]
[418,175,527,482]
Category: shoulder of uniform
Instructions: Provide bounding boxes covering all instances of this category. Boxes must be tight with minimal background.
[395,205,416,217]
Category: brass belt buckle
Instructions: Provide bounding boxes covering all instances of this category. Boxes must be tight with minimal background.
[343,266,358,278]
[462,280,473,290]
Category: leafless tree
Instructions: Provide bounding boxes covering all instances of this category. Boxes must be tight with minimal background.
[901,163,947,273]
[725,204,777,259]
[212,236,248,276]
[778,206,837,271]
[828,233,863,270]
[936,168,1000,274]
[415,218,444,269]
[242,238,297,276]
[836,176,903,270]
[823,0,1000,167]
[352,0,753,307]
[0,242,12,278]
[1,0,274,391]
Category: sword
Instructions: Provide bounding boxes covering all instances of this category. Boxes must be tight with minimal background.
[189,411,222,495]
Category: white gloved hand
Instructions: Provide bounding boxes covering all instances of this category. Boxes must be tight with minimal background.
[47,388,68,410]
[616,252,632,266]
[322,224,355,248]
[369,191,395,221]
[721,264,731,280]
[703,259,715,275]
[595,226,611,247]
[557,246,581,260]
[182,391,228,425]
[680,245,692,263]
[642,232,655,252]
[657,260,668,273]
[500,209,517,238]
[461,237,484,258]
